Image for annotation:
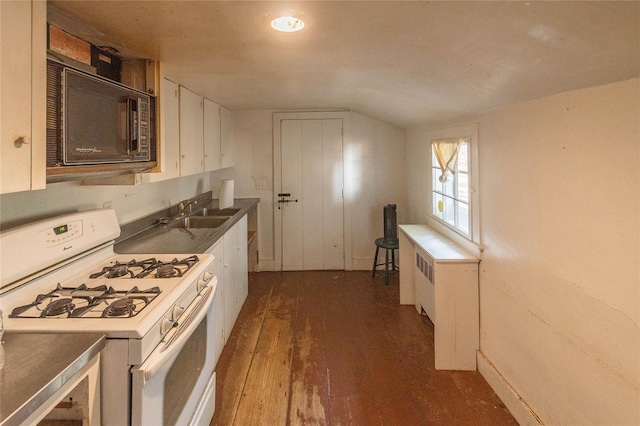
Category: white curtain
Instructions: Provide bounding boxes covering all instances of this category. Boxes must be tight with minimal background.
[432,138,463,183]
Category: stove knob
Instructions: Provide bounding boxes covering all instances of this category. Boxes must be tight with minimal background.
[160,316,175,334]
[197,271,213,291]
[172,304,185,320]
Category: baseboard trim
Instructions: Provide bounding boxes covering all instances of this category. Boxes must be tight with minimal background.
[351,257,375,271]
[256,258,373,272]
[257,259,276,271]
[477,351,544,426]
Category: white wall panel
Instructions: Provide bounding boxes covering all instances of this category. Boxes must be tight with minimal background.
[405,78,640,425]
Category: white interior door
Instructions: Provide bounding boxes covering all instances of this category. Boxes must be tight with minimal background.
[280,118,344,270]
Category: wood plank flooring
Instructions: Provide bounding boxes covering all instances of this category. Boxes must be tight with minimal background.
[211,271,518,426]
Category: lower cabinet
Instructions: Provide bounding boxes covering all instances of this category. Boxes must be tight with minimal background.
[207,239,225,365]
[235,215,249,312]
[222,221,236,342]
[222,215,248,343]
[206,214,249,363]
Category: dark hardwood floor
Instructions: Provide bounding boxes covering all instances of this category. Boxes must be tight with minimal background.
[211,270,517,425]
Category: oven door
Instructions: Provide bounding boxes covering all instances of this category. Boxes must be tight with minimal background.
[131,279,217,426]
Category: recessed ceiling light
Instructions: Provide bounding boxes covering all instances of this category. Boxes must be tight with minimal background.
[271,14,305,32]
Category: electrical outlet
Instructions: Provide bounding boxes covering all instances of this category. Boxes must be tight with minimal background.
[103,201,113,208]
[255,180,267,190]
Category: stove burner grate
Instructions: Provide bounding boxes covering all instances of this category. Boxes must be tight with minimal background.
[155,263,181,278]
[9,283,163,319]
[103,298,137,317]
[87,256,199,279]
[41,298,76,317]
[89,258,160,279]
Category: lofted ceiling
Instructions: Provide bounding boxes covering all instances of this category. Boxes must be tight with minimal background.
[49,1,640,128]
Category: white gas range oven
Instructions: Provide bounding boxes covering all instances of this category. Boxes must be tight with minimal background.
[0,208,218,425]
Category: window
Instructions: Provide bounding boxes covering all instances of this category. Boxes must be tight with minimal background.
[426,123,480,252]
[431,137,471,238]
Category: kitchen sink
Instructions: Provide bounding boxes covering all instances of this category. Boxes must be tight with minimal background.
[169,216,229,229]
[193,207,241,217]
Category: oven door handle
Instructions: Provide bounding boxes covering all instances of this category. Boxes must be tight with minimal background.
[136,280,215,382]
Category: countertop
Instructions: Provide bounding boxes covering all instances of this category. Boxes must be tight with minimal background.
[399,224,479,262]
[0,333,105,426]
[115,197,259,254]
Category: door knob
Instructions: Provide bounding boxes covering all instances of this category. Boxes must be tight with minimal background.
[14,136,30,147]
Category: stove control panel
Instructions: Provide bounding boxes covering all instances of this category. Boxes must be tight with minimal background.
[40,219,83,247]
[0,208,121,288]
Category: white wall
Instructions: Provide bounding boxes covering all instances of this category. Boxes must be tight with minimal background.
[346,112,406,269]
[222,110,275,265]
[0,172,217,230]
[405,78,640,425]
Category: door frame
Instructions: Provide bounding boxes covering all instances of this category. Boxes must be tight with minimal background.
[273,111,353,271]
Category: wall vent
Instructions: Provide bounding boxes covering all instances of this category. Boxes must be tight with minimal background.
[416,251,434,284]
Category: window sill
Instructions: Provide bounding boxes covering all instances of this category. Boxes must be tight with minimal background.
[425,217,484,259]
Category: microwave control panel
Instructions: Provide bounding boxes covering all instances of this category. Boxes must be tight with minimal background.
[136,97,150,159]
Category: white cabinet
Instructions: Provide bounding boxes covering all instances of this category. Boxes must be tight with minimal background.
[399,225,480,371]
[204,214,249,347]
[222,215,248,342]
[178,87,225,176]
[203,98,221,172]
[220,106,234,169]
[145,77,180,183]
[205,239,225,366]
[178,86,204,176]
[222,222,236,342]
[235,215,249,304]
[0,0,46,194]
[212,259,225,364]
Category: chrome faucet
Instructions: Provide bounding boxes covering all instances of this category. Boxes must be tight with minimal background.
[178,199,198,216]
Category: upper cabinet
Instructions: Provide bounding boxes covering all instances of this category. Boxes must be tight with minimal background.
[1,0,46,194]
[145,77,180,183]
[203,98,222,172]
[179,86,205,176]
[220,106,234,169]
[178,85,231,177]
[0,1,234,190]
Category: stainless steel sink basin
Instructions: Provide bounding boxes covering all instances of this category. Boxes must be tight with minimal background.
[192,207,241,217]
[169,216,229,229]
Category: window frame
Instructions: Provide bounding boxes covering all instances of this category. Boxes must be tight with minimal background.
[431,138,471,237]
[427,124,481,251]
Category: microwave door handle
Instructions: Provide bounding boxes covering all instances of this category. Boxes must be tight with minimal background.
[128,98,140,155]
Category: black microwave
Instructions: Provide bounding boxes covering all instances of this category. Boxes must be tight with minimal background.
[47,60,155,166]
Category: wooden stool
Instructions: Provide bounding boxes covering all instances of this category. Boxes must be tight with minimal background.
[372,238,399,285]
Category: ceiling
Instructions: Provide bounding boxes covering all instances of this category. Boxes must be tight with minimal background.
[49,1,640,128]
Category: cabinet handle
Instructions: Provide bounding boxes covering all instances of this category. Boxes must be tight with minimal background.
[14,136,30,147]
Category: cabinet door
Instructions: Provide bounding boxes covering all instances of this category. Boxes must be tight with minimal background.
[212,259,225,364]
[0,0,46,194]
[222,222,238,342]
[220,106,234,169]
[205,240,225,361]
[203,98,221,172]
[178,86,204,176]
[235,215,249,307]
[147,78,180,182]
